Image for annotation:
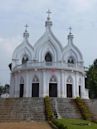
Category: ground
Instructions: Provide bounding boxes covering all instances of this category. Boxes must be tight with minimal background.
[0,121,52,129]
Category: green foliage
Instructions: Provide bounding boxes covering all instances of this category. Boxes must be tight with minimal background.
[52,120,68,129]
[0,84,10,96]
[86,59,97,99]
[56,118,97,129]
[44,96,54,121]
[75,97,92,120]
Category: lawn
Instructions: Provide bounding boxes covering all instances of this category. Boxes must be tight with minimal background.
[56,118,97,129]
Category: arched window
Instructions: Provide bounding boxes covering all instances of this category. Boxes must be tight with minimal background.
[68,56,75,64]
[22,54,28,64]
[45,52,52,62]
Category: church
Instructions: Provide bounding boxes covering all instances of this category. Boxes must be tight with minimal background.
[10,11,89,99]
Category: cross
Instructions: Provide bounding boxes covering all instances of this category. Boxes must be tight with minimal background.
[69,26,72,34]
[25,24,29,31]
[46,9,51,18]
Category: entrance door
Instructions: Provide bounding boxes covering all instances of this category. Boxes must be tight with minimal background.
[20,84,24,97]
[32,83,39,97]
[79,85,81,97]
[49,83,57,97]
[67,84,72,97]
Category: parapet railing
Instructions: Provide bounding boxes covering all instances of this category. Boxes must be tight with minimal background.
[13,61,84,73]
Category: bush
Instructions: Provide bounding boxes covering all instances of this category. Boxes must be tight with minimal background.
[44,96,54,121]
[52,120,68,129]
[75,97,92,120]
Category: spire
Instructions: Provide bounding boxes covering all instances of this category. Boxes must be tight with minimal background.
[68,27,74,45]
[23,24,29,39]
[45,10,52,29]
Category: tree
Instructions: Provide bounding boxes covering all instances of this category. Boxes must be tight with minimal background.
[0,86,4,96]
[86,59,97,98]
[0,84,10,97]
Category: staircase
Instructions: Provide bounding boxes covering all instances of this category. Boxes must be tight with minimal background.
[51,98,82,119]
[0,98,45,122]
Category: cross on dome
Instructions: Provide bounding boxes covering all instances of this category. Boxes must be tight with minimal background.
[46,9,51,20]
[45,10,52,28]
[25,24,29,32]
[69,27,72,34]
[23,24,29,39]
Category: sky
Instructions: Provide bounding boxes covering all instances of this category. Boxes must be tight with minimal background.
[0,0,97,85]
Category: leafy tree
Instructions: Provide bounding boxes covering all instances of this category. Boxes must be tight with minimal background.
[0,84,10,97]
[86,59,97,98]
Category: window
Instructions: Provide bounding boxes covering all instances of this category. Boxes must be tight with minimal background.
[22,54,28,64]
[68,56,75,64]
[45,52,52,62]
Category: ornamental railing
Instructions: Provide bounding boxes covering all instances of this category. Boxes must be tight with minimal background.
[13,61,84,73]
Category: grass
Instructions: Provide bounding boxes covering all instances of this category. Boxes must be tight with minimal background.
[55,118,97,129]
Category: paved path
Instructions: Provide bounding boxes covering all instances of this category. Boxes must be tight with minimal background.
[0,121,52,129]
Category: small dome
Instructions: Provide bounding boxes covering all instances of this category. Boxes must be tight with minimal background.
[12,28,34,69]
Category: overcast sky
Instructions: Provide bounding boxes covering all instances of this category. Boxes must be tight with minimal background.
[0,0,97,85]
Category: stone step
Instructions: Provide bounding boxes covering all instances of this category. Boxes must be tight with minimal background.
[0,98,46,121]
[51,98,82,119]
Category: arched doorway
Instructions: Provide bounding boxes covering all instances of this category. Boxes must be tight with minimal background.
[66,76,73,98]
[20,77,24,97]
[49,76,57,97]
[79,78,82,97]
[32,76,39,97]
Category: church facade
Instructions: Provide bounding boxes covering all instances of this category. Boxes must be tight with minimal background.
[10,13,89,99]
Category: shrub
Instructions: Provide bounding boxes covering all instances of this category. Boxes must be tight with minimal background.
[52,120,68,129]
[44,96,54,121]
[75,97,92,120]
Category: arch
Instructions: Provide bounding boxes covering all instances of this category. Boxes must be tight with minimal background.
[45,52,52,62]
[32,75,39,83]
[50,75,57,83]
[49,75,57,97]
[20,77,24,84]
[66,76,73,84]
[32,75,39,97]
[66,76,73,98]
[20,77,24,97]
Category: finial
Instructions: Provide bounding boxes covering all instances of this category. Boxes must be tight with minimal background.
[69,27,72,34]
[68,26,74,45]
[45,10,52,28]
[24,24,29,32]
[46,9,51,20]
[23,24,29,39]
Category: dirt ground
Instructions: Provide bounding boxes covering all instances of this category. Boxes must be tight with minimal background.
[0,121,52,129]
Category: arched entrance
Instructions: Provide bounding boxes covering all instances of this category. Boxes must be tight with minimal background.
[49,76,57,97]
[66,76,73,98]
[19,77,24,97]
[79,78,82,97]
[32,76,39,97]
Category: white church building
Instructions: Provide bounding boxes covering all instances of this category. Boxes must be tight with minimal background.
[10,12,89,99]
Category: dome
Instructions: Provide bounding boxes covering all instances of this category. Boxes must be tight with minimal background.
[62,31,83,66]
[12,28,34,69]
[34,14,62,62]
